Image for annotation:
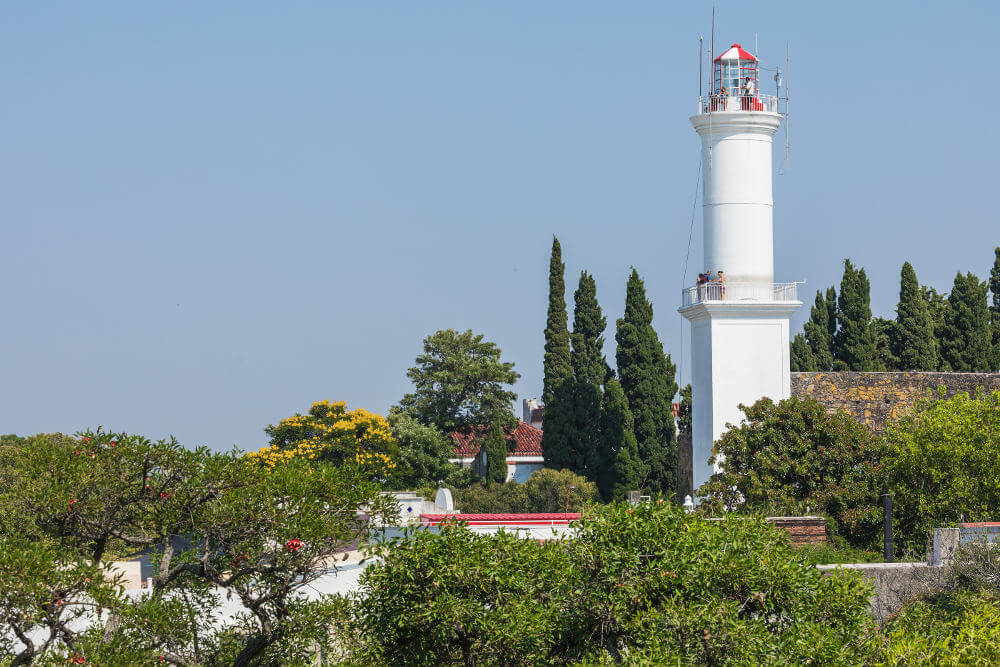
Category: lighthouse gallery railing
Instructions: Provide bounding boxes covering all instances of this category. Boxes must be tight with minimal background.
[681,281,799,307]
[697,93,780,114]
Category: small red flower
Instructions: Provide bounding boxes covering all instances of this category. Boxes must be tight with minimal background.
[108,441,116,448]
[285,538,303,552]
[69,498,78,509]
[159,492,171,500]
[81,437,90,443]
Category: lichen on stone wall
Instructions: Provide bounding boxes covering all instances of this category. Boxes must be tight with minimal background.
[791,372,1000,434]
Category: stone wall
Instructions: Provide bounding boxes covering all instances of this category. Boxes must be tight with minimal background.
[791,372,1000,434]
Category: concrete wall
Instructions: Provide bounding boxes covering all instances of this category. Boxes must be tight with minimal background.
[818,562,954,620]
[791,372,1000,434]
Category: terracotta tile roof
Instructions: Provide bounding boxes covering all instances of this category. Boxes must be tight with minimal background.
[672,402,681,419]
[451,420,544,458]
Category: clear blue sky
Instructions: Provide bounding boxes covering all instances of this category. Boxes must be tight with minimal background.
[3,2,998,451]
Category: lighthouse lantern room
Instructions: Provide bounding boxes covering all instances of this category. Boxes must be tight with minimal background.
[679,40,802,495]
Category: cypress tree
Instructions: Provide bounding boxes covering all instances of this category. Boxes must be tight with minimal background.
[872,317,898,371]
[482,419,508,484]
[615,269,678,496]
[542,237,572,407]
[940,272,991,372]
[892,262,938,370]
[833,259,878,371]
[922,285,948,369]
[790,333,817,372]
[541,272,606,478]
[825,286,838,344]
[989,247,1000,372]
[802,289,834,370]
[599,378,644,501]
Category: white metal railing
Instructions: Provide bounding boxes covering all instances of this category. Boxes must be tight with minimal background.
[681,281,799,306]
[697,93,780,114]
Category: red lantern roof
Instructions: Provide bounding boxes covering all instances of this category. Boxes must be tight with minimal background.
[714,43,757,62]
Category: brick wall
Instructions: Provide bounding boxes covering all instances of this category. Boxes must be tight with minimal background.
[791,372,1000,434]
[767,516,827,545]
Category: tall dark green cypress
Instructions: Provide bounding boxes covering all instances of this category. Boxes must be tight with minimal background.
[989,247,1000,372]
[825,287,838,345]
[833,259,878,371]
[802,289,835,371]
[892,262,938,370]
[482,419,508,484]
[615,269,678,496]
[940,272,991,372]
[542,237,572,407]
[541,272,606,478]
[599,378,643,502]
[922,285,948,369]
[790,333,817,372]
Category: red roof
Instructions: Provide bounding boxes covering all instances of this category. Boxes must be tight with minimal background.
[420,513,580,526]
[715,43,757,62]
[451,420,543,458]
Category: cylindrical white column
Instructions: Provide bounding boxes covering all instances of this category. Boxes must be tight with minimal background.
[690,112,782,284]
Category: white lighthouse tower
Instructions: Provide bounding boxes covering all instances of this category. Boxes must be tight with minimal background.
[679,43,802,492]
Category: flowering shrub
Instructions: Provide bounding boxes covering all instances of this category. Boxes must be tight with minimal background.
[246,400,399,469]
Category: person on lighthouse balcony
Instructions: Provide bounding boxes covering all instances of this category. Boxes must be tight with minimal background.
[743,76,755,97]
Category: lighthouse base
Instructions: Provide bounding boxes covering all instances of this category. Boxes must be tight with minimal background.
[678,300,802,494]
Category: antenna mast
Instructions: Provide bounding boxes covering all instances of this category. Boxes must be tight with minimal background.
[699,36,703,97]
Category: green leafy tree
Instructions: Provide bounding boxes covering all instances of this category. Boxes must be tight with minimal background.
[885,389,1000,551]
[892,262,939,370]
[387,411,470,489]
[803,288,836,371]
[399,329,520,433]
[482,419,509,484]
[790,332,818,371]
[542,236,572,408]
[697,397,888,548]
[989,247,1000,371]
[615,269,678,496]
[542,272,607,479]
[940,272,992,372]
[0,430,392,665]
[598,378,643,501]
[834,259,878,371]
[356,502,874,665]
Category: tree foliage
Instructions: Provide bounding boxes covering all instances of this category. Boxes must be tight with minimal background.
[399,328,520,433]
[940,272,992,372]
[790,332,817,372]
[615,269,678,496]
[387,411,470,490]
[482,419,509,484]
[250,399,398,470]
[990,247,1000,371]
[892,262,938,371]
[697,396,888,548]
[884,389,1000,551]
[599,378,643,502]
[0,429,391,665]
[439,468,598,514]
[542,272,607,479]
[803,288,836,371]
[542,236,572,408]
[355,501,874,665]
[834,259,878,371]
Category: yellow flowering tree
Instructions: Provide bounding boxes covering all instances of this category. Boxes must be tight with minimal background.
[247,400,399,474]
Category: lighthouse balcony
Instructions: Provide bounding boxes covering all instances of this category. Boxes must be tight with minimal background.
[697,93,780,114]
[681,281,799,307]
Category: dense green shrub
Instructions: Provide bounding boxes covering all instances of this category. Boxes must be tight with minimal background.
[697,397,888,548]
[433,468,600,514]
[355,501,875,665]
[884,389,1000,551]
[877,590,1000,665]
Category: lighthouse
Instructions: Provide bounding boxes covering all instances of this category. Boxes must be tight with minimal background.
[678,43,802,492]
